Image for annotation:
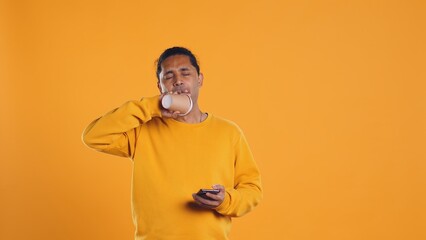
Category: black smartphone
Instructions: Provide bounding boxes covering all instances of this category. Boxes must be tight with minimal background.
[196,189,220,200]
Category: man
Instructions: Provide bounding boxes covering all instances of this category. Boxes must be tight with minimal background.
[82,47,262,239]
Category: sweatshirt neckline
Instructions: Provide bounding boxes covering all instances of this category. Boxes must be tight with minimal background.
[166,113,212,127]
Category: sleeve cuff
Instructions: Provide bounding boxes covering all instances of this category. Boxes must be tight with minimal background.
[215,189,231,214]
[142,95,162,118]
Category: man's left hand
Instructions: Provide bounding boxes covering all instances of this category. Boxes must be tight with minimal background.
[192,184,225,209]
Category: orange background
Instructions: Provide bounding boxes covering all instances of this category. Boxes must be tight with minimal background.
[1,0,425,239]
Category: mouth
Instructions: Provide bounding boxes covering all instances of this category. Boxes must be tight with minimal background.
[172,87,190,94]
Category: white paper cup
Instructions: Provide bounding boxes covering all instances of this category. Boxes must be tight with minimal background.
[161,94,193,116]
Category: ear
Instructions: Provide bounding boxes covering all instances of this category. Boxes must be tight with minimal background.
[198,73,204,87]
[157,81,163,93]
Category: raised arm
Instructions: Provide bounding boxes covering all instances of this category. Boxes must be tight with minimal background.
[82,96,161,159]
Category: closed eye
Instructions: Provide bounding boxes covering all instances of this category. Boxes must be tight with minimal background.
[181,69,191,77]
[164,74,173,80]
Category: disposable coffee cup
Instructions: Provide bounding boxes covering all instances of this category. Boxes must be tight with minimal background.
[161,94,193,116]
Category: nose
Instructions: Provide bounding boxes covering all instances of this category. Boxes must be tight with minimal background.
[173,76,183,87]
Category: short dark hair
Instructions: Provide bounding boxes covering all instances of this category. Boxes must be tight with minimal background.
[156,46,200,81]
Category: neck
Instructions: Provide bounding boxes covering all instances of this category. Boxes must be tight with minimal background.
[176,105,205,124]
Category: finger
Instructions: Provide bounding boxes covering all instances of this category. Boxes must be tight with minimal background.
[212,184,225,192]
[161,110,170,117]
[192,194,219,208]
[193,196,215,207]
[205,192,222,201]
[171,111,180,118]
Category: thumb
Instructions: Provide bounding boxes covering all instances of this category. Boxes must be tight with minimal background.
[212,184,225,190]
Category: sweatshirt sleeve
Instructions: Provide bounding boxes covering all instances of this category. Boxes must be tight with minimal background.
[215,131,263,217]
[82,96,161,159]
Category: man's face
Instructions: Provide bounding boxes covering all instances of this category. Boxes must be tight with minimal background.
[157,54,203,103]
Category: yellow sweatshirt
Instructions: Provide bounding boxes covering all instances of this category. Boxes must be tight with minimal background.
[82,96,262,240]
